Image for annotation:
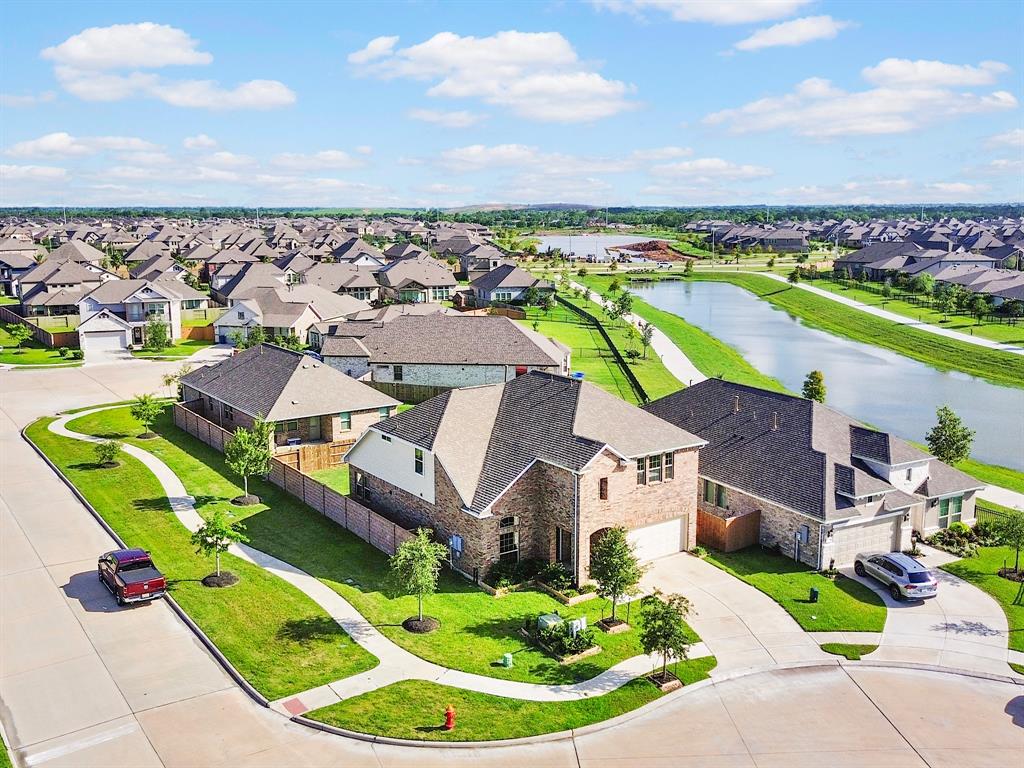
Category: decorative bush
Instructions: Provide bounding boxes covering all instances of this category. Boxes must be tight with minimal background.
[690,545,709,559]
[484,558,545,589]
[58,347,69,358]
[927,526,978,558]
[537,562,574,592]
[71,349,84,360]
[539,622,596,657]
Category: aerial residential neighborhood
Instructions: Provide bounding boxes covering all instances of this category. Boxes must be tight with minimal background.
[1,2,1022,767]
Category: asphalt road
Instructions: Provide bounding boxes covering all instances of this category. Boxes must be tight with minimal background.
[2,359,1022,767]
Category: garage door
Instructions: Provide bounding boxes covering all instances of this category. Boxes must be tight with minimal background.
[82,330,127,355]
[831,517,899,565]
[628,516,688,563]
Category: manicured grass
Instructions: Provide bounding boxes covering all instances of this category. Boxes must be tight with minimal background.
[1011,663,1024,676]
[0,294,19,305]
[955,458,1024,497]
[704,547,887,632]
[0,733,11,768]
[941,546,1024,652]
[26,415,378,700]
[692,272,1024,391]
[517,303,643,404]
[578,275,787,392]
[809,278,1024,346]
[309,465,350,495]
[67,406,675,685]
[0,325,78,366]
[820,643,878,660]
[308,657,717,741]
[131,339,214,359]
[557,293,684,399]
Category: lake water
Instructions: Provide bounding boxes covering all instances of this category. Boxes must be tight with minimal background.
[633,279,1024,471]
[533,234,665,260]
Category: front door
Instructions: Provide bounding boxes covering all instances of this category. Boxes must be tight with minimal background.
[308,416,321,441]
[132,326,143,345]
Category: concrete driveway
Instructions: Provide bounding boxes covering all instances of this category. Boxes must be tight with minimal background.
[843,546,1012,675]
[2,361,1022,767]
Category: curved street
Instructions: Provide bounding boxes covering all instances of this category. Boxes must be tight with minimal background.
[2,358,1022,766]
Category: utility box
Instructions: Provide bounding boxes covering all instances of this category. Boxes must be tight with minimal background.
[537,613,563,632]
[502,652,514,668]
[809,587,819,603]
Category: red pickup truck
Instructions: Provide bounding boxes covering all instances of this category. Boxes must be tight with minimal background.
[98,549,167,606]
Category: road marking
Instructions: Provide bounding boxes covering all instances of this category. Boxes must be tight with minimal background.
[23,723,138,766]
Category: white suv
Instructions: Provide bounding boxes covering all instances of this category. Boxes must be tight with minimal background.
[854,552,938,600]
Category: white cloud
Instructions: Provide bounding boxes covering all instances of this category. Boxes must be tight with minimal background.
[349,31,636,122]
[183,134,217,149]
[200,151,256,168]
[734,16,852,52]
[42,23,295,110]
[5,132,158,158]
[592,0,811,24]
[772,177,995,204]
[629,146,693,161]
[1,164,68,181]
[438,144,637,174]
[418,183,475,195]
[408,108,486,128]
[271,150,365,170]
[355,145,373,155]
[0,91,56,108]
[862,58,1010,87]
[986,128,1024,149]
[704,60,1017,138]
[347,35,399,64]
[117,151,174,166]
[650,157,773,181]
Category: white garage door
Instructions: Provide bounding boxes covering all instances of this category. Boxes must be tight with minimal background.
[628,516,688,563]
[82,330,127,355]
[831,517,899,565]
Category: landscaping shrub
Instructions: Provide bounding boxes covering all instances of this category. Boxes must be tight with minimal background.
[71,349,84,360]
[484,558,545,589]
[690,545,709,559]
[971,520,1002,547]
[58,347,69,358]
[927,525,978,558]
[537,562,574,592]
[538,622,596,657]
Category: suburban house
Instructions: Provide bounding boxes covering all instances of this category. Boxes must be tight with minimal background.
[212,284,368,344]
[180,343,399,449]
[457,245,512,282]
[321,314,571,391]
[77,278,209,354]
[129,253,190,282]
[468,264,554,305]
[18,259,119,316]
[375,257,457,303]
[306,303,458,349]
[644,380,983,569]
[301,262,381,302]
[344,371,706,584]
[210,262,287,304]
[0,250,38,298]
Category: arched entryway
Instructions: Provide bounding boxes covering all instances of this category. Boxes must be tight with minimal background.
[589,527,612,569]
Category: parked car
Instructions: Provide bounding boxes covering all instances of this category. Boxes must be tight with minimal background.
[854,552,938,600]
[98,548,167,606]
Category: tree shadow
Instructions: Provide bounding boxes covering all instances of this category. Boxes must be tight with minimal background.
[132,497,174,513]
[1006,695,1024,728]
[69,461,107,472]
[276,615,351,644]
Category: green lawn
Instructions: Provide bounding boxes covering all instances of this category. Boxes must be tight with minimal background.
[0,325,79,366]
[704,547,887,632]
[132,339,214,359]
[309,465,350,495]
[956,459,1024,496]
[0,294,19,305]
[578,275,787,392]
[308,657,717,741]
[692,272,1024,391]
[26,415,378,700]
[820,643,878,660]
[66,406,677,686]
[942,546,1024,653]
[0,732,11,768]
[810,279,1024,346]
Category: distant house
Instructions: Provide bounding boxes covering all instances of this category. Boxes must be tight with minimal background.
[18,259,118,316]
[457,245,511,282]
[212,284,368,344]
[210,262,287,304]
[301,262,381,302]
[0,243,40,298]
[180,343,399,449]
[375,257,457,303]
[129,254,190,282]
[306,303,459,350]
[469,264,554,305]
[644,380,983,568]
[321,314,571,389]
[344,371,705,584]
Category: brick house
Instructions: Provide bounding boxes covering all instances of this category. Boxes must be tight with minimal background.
[179,343,399,449]
[645,380,983,568]
[344,371,706,584]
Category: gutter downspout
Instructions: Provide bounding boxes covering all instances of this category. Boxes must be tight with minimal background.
[573,473,581,586]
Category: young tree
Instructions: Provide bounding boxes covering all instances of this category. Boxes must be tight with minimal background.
[639,589,693,682]
[577,267,588,278]
[94,440,122,468]
[911,273,935,296]
[995,509,1024,573]
[589,527,644,624]
[934,287,955,320]
[5,323,32,353]
[390,528,449,625]
[191,510,249,579]
[683,259,695,276]
[614,290,634,324]
[639,321,655,359]
[787,267,801,285]
[969,295,989,324]
[766,256,776,269]
[521,286,540,306]
[224,416,273,502]
[541,292,556,315]
[801,370,826,403]
[925,405,975,465]
[608,278,622,293]
[144,318,169,352]
[230,325,266,349]
[130,394,164,437]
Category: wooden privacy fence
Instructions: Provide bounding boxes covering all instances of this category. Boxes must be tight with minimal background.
[697,508,760,552]
[0,305,79,348]
[181,324,215,341]
[369,381,451,405]
[172,401,412,557]
[275,439,352,472]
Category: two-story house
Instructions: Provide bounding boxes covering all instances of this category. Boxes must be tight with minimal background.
[344,371,706,585]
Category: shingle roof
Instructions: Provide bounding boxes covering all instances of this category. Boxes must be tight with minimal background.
[180,343,398,420]
[470,264,553,293]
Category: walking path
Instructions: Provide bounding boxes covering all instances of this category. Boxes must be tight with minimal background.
[569,281,705,386]
[48,405,713,717]
[750,270,1024,355]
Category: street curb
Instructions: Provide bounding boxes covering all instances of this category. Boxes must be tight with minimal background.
[21,420,271,710]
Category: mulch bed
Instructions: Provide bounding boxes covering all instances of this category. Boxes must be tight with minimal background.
[998,568,1024,582]
[231,494,261,506]
[202,571,239,588]
[647,671,682,692]
[403,616,440,634]
[137,432,159,440]
[99,461,121,469]
[596,617,630,634]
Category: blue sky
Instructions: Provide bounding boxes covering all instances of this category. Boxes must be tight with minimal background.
[2,0,1022,207]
